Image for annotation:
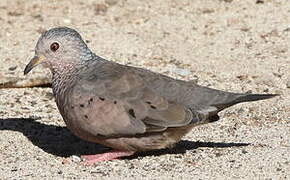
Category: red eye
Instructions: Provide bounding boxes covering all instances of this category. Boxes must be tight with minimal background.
[50,42,59,52]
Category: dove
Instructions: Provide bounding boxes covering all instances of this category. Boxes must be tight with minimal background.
[24,27,277,165]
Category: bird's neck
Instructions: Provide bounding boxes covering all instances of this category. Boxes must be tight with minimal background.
[50,60,80,97]
[50,55,104,96]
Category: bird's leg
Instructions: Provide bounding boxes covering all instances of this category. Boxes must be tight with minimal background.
[81,150,135,165]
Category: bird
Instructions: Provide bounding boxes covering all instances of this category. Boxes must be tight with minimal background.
[24,27,277,165]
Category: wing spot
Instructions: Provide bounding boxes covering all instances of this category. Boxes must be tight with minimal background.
[80,104,84,108]
[99,97,105,101]
[113,101,117,104]
[88,98,94,104]
[84,115,88,119]
[146,101,151,104]
[150,105,156,109]
[128,109,136,118]
[71,106,74,109]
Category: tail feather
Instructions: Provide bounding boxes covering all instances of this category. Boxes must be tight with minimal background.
[235,93,278,103]
[188,85,278,122]
[213,93,278,112]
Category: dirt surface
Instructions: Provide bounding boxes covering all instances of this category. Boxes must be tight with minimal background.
[0,0,289,179]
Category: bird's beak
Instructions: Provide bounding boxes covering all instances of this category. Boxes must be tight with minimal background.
[24,55,45,75]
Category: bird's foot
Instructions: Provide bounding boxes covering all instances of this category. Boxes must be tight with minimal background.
[81,150,134,165]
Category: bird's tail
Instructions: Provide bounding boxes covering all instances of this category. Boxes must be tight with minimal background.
[189,85,278,123]
[213,93,278,112]
[195,93,278,124]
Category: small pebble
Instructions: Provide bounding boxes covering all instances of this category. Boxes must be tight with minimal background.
[63,19,71,24]
[71,155,81,163]
[263,88,269,93]
[286,81,290,88]
[284,27,290,32]
[95,4,108,15]
[237,108,245,114]
[8,66,17,71]
[256,0,264,4]
[105,0,118,6]
[174,67,191,76]
[242,149,248,154]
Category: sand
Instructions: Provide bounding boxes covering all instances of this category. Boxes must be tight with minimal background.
[0,0,289,179]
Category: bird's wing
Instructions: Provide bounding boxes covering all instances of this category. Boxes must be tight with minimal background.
[69,61,199,137]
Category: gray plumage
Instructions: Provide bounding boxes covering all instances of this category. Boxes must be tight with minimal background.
[24,27,277,152]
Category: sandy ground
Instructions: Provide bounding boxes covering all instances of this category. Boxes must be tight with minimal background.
[0,0,289,179]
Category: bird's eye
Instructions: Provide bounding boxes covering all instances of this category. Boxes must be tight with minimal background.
[50,42,59,52]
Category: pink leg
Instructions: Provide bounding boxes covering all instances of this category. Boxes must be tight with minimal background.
[81,150,134,165]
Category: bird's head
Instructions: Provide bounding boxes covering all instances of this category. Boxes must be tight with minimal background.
[24,27,92,75]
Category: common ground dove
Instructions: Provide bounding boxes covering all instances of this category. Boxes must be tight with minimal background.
[24,27,277,165]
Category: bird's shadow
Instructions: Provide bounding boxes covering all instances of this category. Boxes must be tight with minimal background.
[0,118,250,158]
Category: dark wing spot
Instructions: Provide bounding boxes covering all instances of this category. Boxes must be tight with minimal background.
[128,109,136,118]
[113,101,117,104]
[71,106,74,109]
[150,105,156,109]
[99,97,105,101]
[84,115,88,119]
[80,104,84,107]
[88,98,94,104]
[146,101,151,104]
